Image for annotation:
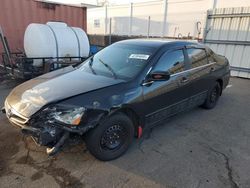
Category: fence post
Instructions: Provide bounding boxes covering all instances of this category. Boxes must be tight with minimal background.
[109,18,112,45]
[147,16,151,38]
[129,3,133,36]
[161,0,168,38]
[173,27,178,38]
[105,5,108,35]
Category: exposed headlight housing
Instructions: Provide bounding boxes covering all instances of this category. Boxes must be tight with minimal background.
[45,105,86,126]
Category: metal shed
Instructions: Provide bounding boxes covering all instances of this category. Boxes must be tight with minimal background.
[0,0,87,55]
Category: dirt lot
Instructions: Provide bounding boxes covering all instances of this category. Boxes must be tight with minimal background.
[0,76,249,188]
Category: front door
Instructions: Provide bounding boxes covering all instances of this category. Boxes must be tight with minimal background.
[142,48,193,127]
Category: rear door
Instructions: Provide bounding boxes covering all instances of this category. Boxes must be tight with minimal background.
[142,47,193,126]
[185,46,214,106]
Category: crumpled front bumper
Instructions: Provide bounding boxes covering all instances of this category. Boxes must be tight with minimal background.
[2,103,68,155]
[2,100,107,155]
[2,105,40,135]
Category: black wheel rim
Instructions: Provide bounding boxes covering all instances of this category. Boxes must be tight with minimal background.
[100,124,126,150]
[210,87,218,103]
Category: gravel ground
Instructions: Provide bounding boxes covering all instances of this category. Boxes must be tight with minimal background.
[0,75,249,188]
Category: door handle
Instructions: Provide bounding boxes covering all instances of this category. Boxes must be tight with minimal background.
[180,76,189,83]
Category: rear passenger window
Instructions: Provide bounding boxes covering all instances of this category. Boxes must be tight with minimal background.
[187,48,208,68]
[155,50,185,74]
[206,48,216,62]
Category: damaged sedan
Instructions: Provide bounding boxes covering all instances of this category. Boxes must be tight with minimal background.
[2,39,230,161]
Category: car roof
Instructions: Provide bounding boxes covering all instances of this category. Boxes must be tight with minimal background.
[115,38,202,49]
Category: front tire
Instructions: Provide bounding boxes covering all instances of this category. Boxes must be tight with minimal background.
[85,113,134,161]
[202,82,221,109]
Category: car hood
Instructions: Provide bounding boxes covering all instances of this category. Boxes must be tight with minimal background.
[6,66,125,118]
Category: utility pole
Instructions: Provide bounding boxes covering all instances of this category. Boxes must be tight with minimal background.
[212,0,218,9]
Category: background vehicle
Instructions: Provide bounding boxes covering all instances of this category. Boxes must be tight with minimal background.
[3,39,230,161]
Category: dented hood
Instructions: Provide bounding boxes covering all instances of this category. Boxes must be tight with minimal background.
[6,66,124,118]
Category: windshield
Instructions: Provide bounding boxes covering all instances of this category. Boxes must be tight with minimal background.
[80,43,154,80]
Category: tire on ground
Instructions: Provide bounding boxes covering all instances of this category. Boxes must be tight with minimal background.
[85,113,134,161]
[201,82,222,109]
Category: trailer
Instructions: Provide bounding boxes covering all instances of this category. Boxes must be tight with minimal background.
[0,54,86,80]
[0,24,88,80]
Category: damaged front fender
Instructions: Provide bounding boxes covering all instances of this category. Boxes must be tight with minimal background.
[30,105,109,135]
[76,108,109,134]
[19,107,109,156]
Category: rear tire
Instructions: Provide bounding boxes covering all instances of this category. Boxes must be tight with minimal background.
[85,113,134,161]
[202,82,221,109]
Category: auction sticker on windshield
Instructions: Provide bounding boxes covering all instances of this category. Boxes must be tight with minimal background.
[129,54,150,60]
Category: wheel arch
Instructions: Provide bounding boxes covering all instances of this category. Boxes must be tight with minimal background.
[216,78,223,95]
[111,107,142,137]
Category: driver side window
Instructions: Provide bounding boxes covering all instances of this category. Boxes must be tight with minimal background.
[154,49,185,74]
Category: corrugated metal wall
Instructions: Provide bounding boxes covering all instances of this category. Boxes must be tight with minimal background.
[0,0,86,54]
[204,7,250,78]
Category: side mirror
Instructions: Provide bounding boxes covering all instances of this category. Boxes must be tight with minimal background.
[148,71,171,81]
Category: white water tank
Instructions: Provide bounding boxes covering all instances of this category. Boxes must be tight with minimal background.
[24,22,90,66]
